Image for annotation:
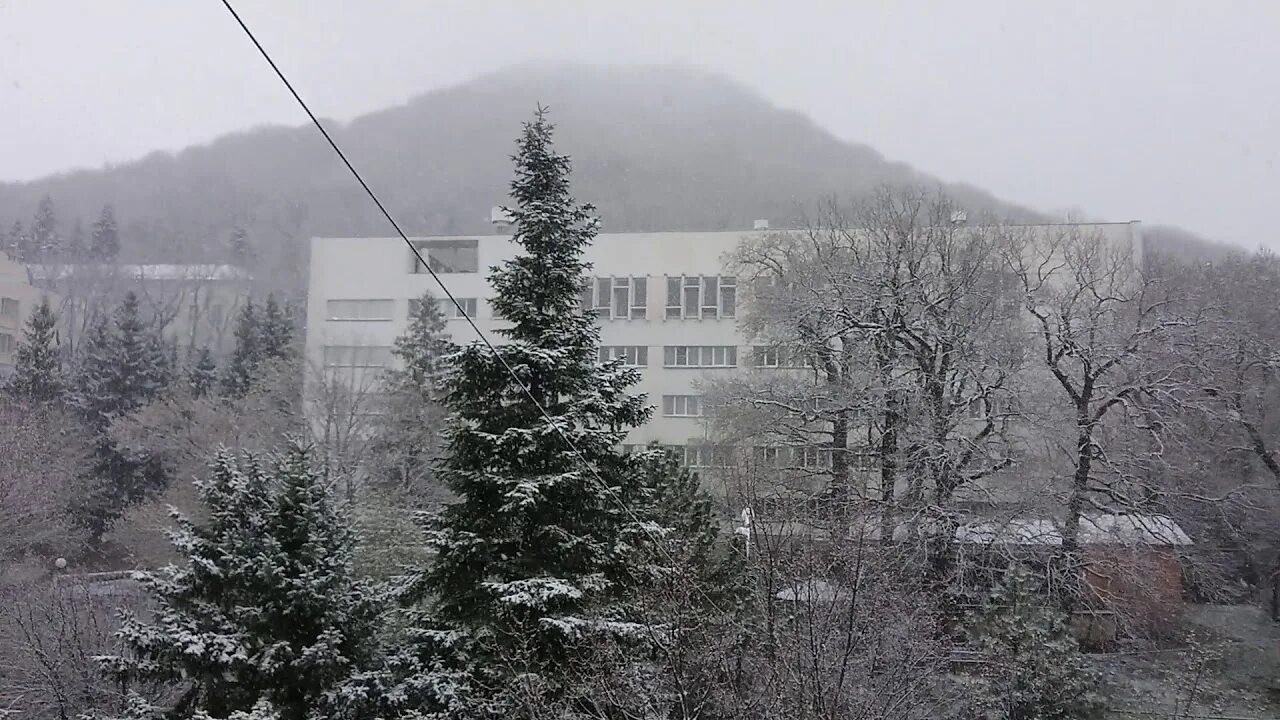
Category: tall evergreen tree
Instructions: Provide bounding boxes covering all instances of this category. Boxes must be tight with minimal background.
[222,299,262,397]
[260,293,295,360]
[99,444,384,720]
[410,108,682,716]
[66,218,88,260]
[90,203,121,261]
[3,220,22,260]
[72,291,172,431]
[222,295,294,397]
[71,292,174,537]
[188,346,219,399]
[31,194,59,260]
[9,295,63,402]
[368,291,454,499]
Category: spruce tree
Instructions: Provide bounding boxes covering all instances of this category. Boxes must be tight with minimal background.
[412,108,671,715]
[91,204,121,261]
[1,220,18,260]
[260,294,295,361]
[73,291,172,431]
[72,292,173,537]
[222,299,262,397]
[9,295,64,403]
[970,565,1103,719]
[31,194,59,260]
[67,218,88,260]
[99,444,384,720]
[222,295,293,397]
[188,346,219,398]
[8,220,30,263]
[368,291,454,499]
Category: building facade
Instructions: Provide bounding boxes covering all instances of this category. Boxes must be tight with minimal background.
[305,221,1145,464]
[0,254,56,377]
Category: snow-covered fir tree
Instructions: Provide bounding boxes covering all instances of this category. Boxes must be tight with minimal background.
[91,203,121,261]
[188,346,219,398]
[1,220,20,260]
[99,444,385,720]
[67,218,88,260]
[367,290,454,500]
[404,108,712,718]
[31,194,59,260]
[969,565,1103,720]
[9,295,64,403]
[73,291,172,431]
[72,292,173,536]
[222,295,295,397]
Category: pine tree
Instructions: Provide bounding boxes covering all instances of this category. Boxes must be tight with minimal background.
[260,293,294,361]
[969,565,1103,720]
[90,203,121,261]
[368,291,454,500]
[71,292,174,537]
[67,218,88,260]
[222,295,294,397]
[189,346,219,398]
[98,444,384,720]
[8,219,30,263]
[9,295,64,402]
[3,219,23,260]
[228,226,255,267]
[73,291,172,431]
[31,194,59,260]
[222,299,261,397]
[410,108,675,716]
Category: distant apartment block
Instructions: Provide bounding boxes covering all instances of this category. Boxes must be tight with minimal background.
[305,221,1145,465]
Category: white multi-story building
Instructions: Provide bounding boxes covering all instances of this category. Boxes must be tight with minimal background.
[305,221,1145,466]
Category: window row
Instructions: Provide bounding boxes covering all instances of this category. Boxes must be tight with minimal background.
[0,297,18,318]
[0,332,13,353]
[665,275,735,320]
[663,345,737,368]
[410,239,480,274]
[582,277,648,320]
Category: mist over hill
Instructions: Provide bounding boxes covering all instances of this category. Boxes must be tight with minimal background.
[0,64,1227,279]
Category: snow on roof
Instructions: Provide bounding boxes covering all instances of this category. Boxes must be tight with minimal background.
[954,514,1192,547]
[29,264,250,281]
[955,518,1062,546]
[1078,513,1193,546]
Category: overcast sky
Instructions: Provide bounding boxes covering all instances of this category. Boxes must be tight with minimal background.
[2,1,1277,246]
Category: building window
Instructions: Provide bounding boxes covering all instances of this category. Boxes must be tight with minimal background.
[682,444,732,468]
[326,299,395,321]
[752,446,781,467]
[662,395,703,417]
[411,239,479,274]
[322,345,393,368]
[796,445,833,469]
[665,275,735,320]
[0,333,13,353]
[751,345,811,368]
[663,345,737,368]
[582,276,647,320]
[599,345,649,366]
[432,298,477,319]
[0,298,17,318]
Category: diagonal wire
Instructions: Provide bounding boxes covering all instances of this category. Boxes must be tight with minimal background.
[217,0,727,613]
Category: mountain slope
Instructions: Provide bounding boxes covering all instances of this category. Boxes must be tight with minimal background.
[0,65,1044,269]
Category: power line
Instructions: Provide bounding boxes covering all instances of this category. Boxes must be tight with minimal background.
[216,0,726,613]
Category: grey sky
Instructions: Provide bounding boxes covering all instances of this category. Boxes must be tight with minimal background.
[2,0,1277,246]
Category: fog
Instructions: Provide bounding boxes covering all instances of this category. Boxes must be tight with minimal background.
[2,0,1277,246]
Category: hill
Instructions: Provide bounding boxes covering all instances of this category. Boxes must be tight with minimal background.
[0,64,1230,280]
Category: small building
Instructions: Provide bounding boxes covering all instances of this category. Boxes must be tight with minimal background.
[0,254,57,378]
